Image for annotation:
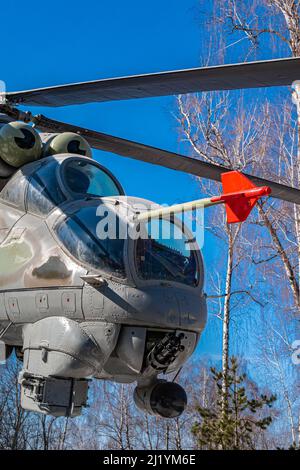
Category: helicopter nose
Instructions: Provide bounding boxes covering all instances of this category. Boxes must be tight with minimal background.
[82,283,207,333]
[126,285,207,331]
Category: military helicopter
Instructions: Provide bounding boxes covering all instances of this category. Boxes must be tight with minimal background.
[0,57,300,419]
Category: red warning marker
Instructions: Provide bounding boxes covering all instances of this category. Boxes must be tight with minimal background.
[211,171,271,223]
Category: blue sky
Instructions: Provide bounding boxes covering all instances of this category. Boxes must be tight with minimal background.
[1,1,293,362]
[1,0,206,203]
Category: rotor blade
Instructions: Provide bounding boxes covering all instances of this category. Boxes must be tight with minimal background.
[6,57,300,107]
[34,114,300,205]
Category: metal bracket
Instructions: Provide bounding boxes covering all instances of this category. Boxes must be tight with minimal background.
[81,275,108,287]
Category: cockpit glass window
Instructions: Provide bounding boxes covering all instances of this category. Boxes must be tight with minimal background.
[55,205,125,278]
[136,219,199,286]
[0,173,27,210]
[63,160,122,197]
[27,160,65,216]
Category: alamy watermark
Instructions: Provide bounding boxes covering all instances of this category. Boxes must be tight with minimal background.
[0,80,5,105]
[95,200,205,249]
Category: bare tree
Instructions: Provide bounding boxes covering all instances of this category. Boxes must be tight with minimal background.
[177,90,269,415]
[217,0,300,311]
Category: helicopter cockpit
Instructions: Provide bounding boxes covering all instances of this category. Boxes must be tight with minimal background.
[50,197,202,289]
[135,219,199,287]
[0,154,124,216]
[54,202,126,279]
[0,152,202,289]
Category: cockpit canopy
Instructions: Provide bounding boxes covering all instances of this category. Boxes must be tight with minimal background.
[0,155,124,216]
[136,219,199,287]
[54,203,126,278]
[0,156,202,288]
[53,200,201,287]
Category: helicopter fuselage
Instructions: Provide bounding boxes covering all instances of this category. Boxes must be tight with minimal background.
[0,154,207,417]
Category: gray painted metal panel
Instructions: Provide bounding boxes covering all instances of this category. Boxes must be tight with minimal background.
[83,284,206,332]
[6,57,300,107]
[4,289,84,323]
[116,326,146,374]
[0,294,8,321]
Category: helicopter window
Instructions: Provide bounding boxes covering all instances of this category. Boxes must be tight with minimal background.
[55,205,125,278]
[63,160,122,197]
[136,219,199,287]
[27,160,65,216]
[0,173,27,210]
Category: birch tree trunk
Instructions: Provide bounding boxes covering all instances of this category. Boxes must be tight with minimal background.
[222,227,234,417]
[292,82,300,305]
